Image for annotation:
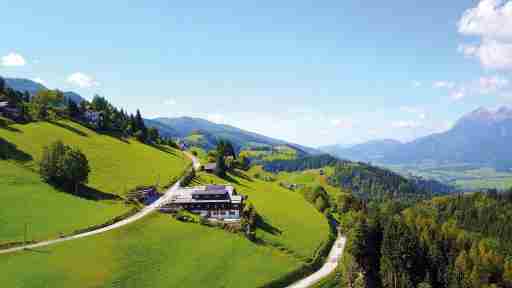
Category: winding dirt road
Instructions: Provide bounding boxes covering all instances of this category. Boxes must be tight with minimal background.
[286,234,346,288]
[0,152,199,255]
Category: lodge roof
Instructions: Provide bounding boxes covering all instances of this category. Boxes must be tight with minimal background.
[171,185,239,204]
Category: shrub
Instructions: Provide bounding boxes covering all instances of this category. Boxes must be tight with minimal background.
[40,140,90,193]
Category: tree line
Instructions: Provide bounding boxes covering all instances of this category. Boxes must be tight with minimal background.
[0,76,173,146]
[335,189,512,288]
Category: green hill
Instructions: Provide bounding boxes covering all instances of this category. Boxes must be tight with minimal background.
[145,116,320,156]
[191,170,330,260]
[0,120,191,196]
[0,161,129,244]
[0,169,331,287]
[0,120,190,243]
[0,214,300,288]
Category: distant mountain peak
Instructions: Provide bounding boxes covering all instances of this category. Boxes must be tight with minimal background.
[3,77,85,103]
[457,106,512,127]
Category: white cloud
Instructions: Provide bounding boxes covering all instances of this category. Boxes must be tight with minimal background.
[164,98,177,105]
[458,0,512,40]
[450,89,466,100]
[1,52,26,67]
[330,118,354,129]
[66,72,99,88]
[433,81,456,89]
[459,40,512,70]
[419,113,426,120]
[412,81,422,88]
[458,0,512,70]
[207,114,225,124]
[32,77,47,86]
[479,75,509,92]
[391,121,422,129]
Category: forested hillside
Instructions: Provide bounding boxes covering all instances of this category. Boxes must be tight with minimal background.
[263,154,340,172]
[334,190,512,288]
[263,155,451,201]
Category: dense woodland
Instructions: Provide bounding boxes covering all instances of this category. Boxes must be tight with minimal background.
[334,190,512,288]
[264,155,451,202]
[262,154,341,172]
[328,162,451,202]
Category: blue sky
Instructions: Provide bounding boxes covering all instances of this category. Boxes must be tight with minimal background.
[2,0,512,147]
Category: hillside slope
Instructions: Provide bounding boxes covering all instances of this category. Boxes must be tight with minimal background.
[192,170,330,260]
[0,120,190,243]
[0,161,130,244]
[0,120,190,196]
[145,116,319,155]
[0,169,330,288]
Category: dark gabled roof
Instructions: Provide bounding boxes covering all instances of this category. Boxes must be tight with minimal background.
[189,185,231,195]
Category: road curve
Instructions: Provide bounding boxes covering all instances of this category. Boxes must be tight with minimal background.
[0,152,199,255]
[286,234,346,288]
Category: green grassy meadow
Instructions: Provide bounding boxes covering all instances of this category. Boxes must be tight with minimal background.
[0,120,190,243]
[0,120,191,196]
[247,165,343,199]
[0,213,300,288]
[189,146,209,164]
[0,161,130,244]
[386,163,512,191]
[0,121,331,287]
[192,170,330,260]
[241,145,298,161]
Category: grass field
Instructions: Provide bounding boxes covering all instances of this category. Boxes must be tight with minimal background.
[386,163,512,191]
[0,161,130,244]
[189,146,209,164]
[0,121,330,287]
[247,166,342,199]
[0,120,191,196]
[241,145,298,162]
[0,213,301,288]
[192,170,330,260]
[0,120,190,243]
[0,169,329,287]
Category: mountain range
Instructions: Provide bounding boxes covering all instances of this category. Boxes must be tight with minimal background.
[4,78,85,104]
[145,116,320,155]
[323,106,512,171]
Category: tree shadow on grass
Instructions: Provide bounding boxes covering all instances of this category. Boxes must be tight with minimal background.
[49,121,89,137]
[0,138,33,163]
[0,125,22,133]
[256,214,283,236]
[231,169,254,182]
[25,248,52,254]
[222,174,242,186]
[76,185,123,201]
[49,183,122,202]
[96,130,130,144]
[150,144,178,156]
